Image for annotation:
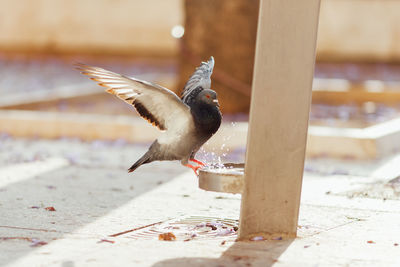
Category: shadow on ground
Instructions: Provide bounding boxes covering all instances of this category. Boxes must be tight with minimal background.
[0,138,185,266]
[153,239,293,267]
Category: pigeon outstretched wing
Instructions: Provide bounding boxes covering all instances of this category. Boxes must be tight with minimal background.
[181,56,214,105]
[75,63,192,132]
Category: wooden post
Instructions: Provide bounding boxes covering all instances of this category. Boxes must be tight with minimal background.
[239,0,321,239]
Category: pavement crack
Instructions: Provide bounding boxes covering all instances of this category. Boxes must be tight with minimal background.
[109,220,166,237]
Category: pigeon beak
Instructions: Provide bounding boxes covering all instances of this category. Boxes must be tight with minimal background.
[213,99,219,107]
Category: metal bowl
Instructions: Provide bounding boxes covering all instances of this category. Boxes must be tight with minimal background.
[198,163,244,194]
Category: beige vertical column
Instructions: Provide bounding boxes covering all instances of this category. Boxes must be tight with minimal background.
[239,0,321,239]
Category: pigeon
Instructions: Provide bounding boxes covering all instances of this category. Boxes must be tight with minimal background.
[75,57,221,175]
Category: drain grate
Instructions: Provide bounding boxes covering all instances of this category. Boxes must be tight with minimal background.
[127,216,239,241]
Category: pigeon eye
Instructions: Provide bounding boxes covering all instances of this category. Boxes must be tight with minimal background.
[206,94,210,99]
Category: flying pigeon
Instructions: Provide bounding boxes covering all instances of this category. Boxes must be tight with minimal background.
[75,57,221,175]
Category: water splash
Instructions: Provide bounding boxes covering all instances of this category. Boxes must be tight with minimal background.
[196,121,240,170]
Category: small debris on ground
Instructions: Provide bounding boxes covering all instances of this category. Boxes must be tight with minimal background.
[45,207,56,211]
[345,216,365,221]
[394,243,399,246]
[1,237,49,247]
[30,239,48,247]
[221,240,226,245]
[46,185,56,190]
[183,232,197,242]
[30,206,40,209]
[206,223,217,230]
[1,237,32,241]
[111,187,123,192]
[217,228,235,236]
[158,232,176,241]
[97,239,115,244]
[304,245,310,248]
[367,240,375,244]
[272,236,283,240]
[196,222,206,228]
[250,236,264,241]
[232,255,250,261]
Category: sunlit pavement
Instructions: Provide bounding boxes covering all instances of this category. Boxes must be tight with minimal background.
[1,137,400,266]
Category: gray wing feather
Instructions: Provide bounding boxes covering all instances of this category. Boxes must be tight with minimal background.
[181,56,214,104]
[75,63,192,132]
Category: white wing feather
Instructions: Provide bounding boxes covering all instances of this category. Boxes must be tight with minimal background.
[75,63,194,137]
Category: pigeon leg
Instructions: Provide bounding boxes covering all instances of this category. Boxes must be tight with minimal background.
[185,164,201,176]
[189,159,205,166]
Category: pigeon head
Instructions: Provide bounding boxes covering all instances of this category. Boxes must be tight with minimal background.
[198,89,219,107]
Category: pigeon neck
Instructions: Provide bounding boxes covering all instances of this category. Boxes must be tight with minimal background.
[183,86,203,106]
[191,103,221,136]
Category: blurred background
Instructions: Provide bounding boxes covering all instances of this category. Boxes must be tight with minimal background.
[2,1,400,264]
[1,0,400,163]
